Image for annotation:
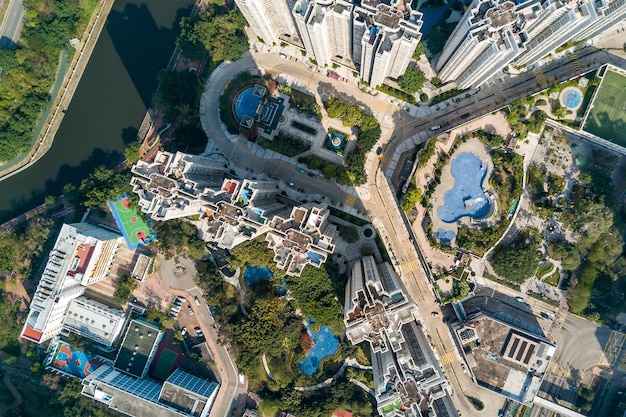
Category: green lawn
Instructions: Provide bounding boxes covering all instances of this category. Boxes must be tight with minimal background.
[583,69,626,147]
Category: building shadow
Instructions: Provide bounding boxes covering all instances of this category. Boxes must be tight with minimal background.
[106,1,192,108]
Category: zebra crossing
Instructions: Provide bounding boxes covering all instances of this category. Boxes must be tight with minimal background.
[533,68,547,88]
[344,194,357,207]
[570,53,583,72]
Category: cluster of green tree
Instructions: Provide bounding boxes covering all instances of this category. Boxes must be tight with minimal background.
[0,294,25,356]
[324,97,381,153]
[417,136,437,169]
[474,130,505,148]
[62,166,132,209]
[491,229,542,284]
[506,97,532,140]
[337,224,359,243]
[152,69,201,123]
[526,110,547,133]
[0,0,97,162]
[429,87,467,106]
[231,294,303,385]
[298,155,352,186]
[278,85,321,119]
[0,219,56,278]
[398,67,426,95]
[257,133,311,157]
[412,43,425,61]
[152,218,206,259]
[424,21,457,55]
[113,274,138,305]
[176,3,248,62]
[527,164,566,218]
[437,276,471,304]
[50,378,124,417]
[287,264,344,334]
[259,376,376,417]
[376,84,417,104]
[402,178,422,213]
[227,235,280,275]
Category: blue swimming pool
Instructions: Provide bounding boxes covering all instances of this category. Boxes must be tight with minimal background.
[436,228,456,244]
[437,152,490,223]
[298,319,339,375]
[235,87,262,121]
[306,251,324,266]
[243,266,273,286]
[560,87,582,109]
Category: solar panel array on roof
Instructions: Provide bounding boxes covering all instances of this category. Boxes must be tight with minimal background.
[107,372,162,403]
[165,369,219,398]
[504,334,538,366]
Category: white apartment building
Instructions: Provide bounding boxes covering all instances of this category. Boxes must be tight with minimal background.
[344,257,456,417]
[62,297,126,347]
[233,0,298,45]
[436,0,523,89]
[131,151,336,276]
[513,0,600,66]
[292,0,354,68]
[21,223,123,344]
[437,0,626,88]
[357,1,423,87]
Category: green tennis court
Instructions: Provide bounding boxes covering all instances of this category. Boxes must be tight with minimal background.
[152,346,180,380]
[583,69,626,147]
[109,196,155,249]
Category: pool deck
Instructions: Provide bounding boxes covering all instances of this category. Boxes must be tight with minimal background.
[430,137,494,239]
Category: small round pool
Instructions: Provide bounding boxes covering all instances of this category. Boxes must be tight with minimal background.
[560,87,583,110]
[235,87,262,121]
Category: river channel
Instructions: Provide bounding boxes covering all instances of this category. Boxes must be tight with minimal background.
[0,0,194,223]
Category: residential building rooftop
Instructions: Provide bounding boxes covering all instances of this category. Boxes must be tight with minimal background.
[452,313,556,404]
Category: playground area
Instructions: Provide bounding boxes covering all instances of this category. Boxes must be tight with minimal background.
[150,343,182,381]
[109,195,155,249]
[583,68,626,147]
[47,342,103,378]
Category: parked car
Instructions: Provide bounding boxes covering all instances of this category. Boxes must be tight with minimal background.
[287,181,295,187]
[430,125,441,131]
[194,296,201,306]
[431,311,439,317]
[187,306,194,315]
[540,312,552,320]
[279,53,288,60]
[307,172,316,177]
[296,167,305,173]
[515,297,526,303]
[327,71,341,81]
[181,327,187,336]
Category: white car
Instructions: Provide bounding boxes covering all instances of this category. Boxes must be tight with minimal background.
[430,125,441,131]
[187,306,194,315]
[194,296,201,306]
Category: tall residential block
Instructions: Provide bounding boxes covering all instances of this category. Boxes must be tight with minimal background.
[436,0,523,89]
[437,0,626,88]
[234,0,298,45]
[290,0,423,88]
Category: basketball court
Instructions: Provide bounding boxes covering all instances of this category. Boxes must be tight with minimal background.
[109,195,155,249]
[48,342,103,379]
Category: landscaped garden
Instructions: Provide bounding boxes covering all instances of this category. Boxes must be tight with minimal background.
[193,234,374,414]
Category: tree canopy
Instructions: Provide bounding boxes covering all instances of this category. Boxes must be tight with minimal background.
[491,229,541,284]
[398,67,426,94]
